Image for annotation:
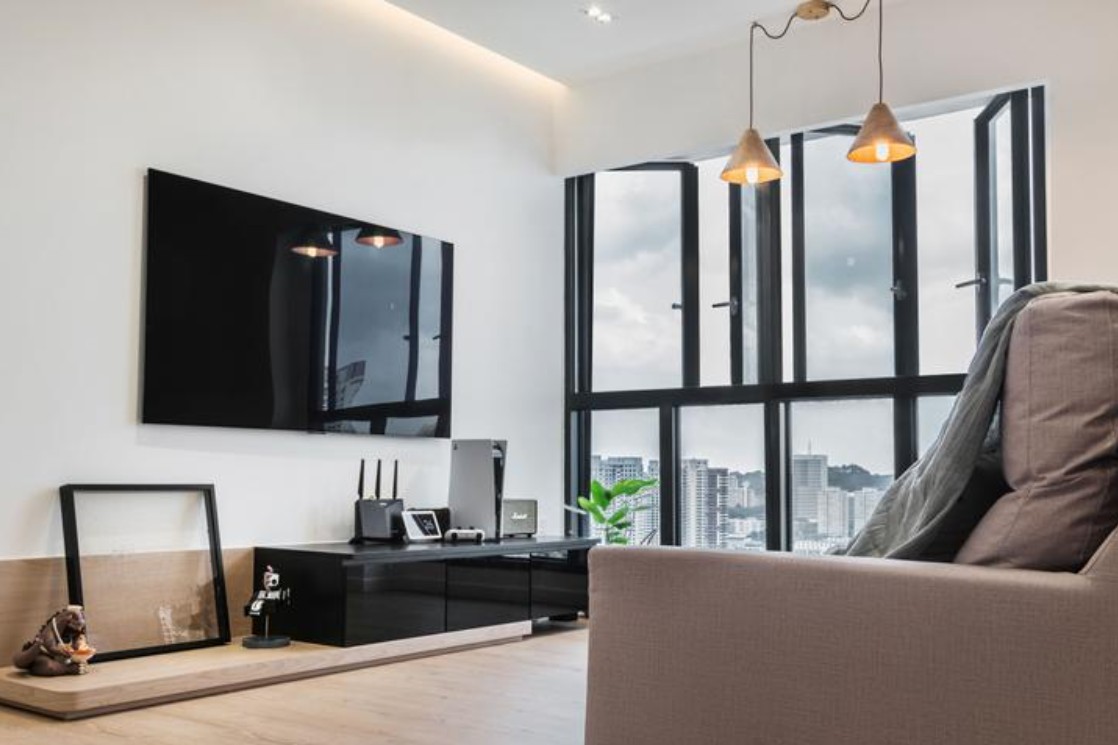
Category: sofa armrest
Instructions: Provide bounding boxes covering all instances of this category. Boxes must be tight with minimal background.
[586,547,1118,745]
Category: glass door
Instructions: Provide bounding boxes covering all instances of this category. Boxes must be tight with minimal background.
[966,89,1043,334]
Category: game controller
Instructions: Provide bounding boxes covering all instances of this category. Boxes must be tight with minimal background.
[444,527,486,544]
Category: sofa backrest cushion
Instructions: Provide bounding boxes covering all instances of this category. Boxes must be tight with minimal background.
[955,291,1118,571]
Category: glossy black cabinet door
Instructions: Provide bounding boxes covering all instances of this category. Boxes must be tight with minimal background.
[254,549,347,646]
[446,554,531,632]
[344,561,446,645]
[531,549,589,619]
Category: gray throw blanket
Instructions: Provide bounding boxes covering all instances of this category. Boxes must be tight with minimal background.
[840,281,1118,559]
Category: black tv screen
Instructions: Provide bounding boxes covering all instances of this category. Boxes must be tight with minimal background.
[142,169,452,437]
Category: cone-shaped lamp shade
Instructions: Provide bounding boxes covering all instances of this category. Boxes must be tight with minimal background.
[721,128,783,186]
[848,102,916,164]
[290,229,337,258]
[356,226,403,249]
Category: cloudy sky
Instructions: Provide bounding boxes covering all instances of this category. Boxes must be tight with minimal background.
[592,103,997,476]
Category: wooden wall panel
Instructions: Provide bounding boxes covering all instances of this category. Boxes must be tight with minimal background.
[1,549,252,664]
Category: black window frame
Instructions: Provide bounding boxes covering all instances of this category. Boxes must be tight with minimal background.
[565,88,1047,551]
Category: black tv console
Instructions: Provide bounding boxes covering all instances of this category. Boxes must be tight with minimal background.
[253,537,597,647]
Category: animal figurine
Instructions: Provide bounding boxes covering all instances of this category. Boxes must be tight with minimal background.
[12,605,96,676]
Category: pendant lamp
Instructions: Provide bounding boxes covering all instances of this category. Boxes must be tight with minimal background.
[847,0,915,163]
[290,229,337,258]
[720,19,784,186]
[356,226,403,249]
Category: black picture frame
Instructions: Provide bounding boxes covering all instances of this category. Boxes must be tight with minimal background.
[59,483,231,662]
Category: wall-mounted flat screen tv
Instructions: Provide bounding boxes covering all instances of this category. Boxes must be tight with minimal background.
[143,169,452,437]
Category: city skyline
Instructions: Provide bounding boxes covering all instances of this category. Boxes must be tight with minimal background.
[590,449,889,555]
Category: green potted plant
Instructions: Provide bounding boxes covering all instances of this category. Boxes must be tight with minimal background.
[567,478,658,545]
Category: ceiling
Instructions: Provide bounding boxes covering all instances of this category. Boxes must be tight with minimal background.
[385,0,812,84]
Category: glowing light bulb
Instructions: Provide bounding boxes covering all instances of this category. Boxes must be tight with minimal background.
[745,166,760,185]
[585,5,602,18]
[874,142,890,162]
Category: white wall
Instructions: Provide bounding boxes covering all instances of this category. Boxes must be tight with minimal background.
[0,0,564,558]
[556,0,1118,281]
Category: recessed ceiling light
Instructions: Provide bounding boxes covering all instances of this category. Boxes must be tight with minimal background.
[582,5,614,24]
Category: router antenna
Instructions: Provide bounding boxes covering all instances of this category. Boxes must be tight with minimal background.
[374,459,382,500]
[392,460,399,499]
[357,459,366,499]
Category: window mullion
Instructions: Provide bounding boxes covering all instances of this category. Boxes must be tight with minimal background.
[728,183,744,386]
[659,404,680,546]
[1030,87,1048,282]
[791,133,807,383]
[682,165,701,387]
[891,152,920,475]
[1010,90,1033,289]
[973,111,994,337]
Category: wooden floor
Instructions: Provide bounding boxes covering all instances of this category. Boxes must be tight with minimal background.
[0,623,589,745]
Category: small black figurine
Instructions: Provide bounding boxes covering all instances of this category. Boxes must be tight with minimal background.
[243,565,292,649]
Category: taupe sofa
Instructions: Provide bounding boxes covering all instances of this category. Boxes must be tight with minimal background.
[585,535,1118,745]
[585,289,1118,745]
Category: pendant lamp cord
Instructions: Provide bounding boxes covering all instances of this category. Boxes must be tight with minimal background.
[748,0,878,127]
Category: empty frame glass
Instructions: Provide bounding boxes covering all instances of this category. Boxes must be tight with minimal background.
[59,484,229,662]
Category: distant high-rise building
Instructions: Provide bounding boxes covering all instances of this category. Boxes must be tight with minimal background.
[725,471,748,508]
[818,487,849,538]
[594,456,644,487]
[848,487,885,535]
[634,459,661,545]
[680,459,728,549]
[706,467,731,549]
[792,453,828,523]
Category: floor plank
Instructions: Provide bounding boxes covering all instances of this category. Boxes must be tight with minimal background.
[0,623,588,745]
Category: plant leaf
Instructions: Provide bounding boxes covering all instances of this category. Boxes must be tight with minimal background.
[607,505,630,525]
[577,496,607,524]
[609,478,658,498]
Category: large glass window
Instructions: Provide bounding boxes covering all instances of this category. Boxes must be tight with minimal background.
[911,107,981,374]
[789,399,894,555]
[803,133,894,380]
[699,158,732,387]
[918,395,956,457]
[592,170,683,391]
[680,405,766,551]
[590,409,661,546]
[567,87,1046,554]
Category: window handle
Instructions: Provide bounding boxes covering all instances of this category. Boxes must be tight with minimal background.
[711,298,741,315]
[671,302,683,311]
[954,276,988,289]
